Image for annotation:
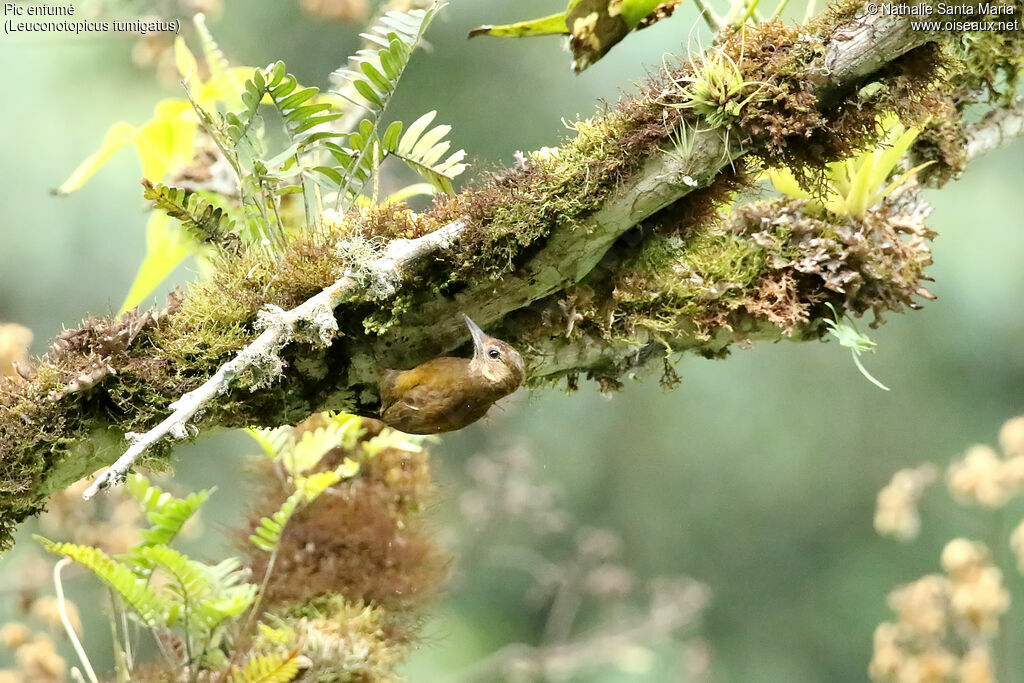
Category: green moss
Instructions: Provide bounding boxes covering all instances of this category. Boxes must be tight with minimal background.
[947,0,1023,107]
[419,99,682,283]
[549,191,934,360]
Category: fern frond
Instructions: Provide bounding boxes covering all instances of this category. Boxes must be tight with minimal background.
[141,179,237,247]
[263,62,343,149]
[229,652,301,683]
[133,546,256,639]
[330,3,443,116]
[362,427,428,458]
[389,110,468,194]
[223,72,268,164]
[125,473,214,548]
[194,13,231,83]
[135,544,213,601]
[249,488,303,553]
[283,418,362,475]
[322,110,467,199]
[249,470,343,553]
[36,537,172,628]
[245,426,294,459]
[328,1,445,203]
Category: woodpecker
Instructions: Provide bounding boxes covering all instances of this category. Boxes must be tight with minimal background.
[379,315,525,434]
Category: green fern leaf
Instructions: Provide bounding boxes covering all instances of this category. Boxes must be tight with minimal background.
[194,13,231,83]
[36,537,172,628]
[135,544,212,601]
[263,62,343,150]
[135,546,256,634]
[331,4,443,113]
[327,1,446,202]
[389,110,468,194]
[229,652,301,683]
[245,426,294,459]
[125,473,214,548]
[141,179,237,247]
[249,470,344,553]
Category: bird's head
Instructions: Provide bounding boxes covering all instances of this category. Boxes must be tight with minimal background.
[464,314,526,392]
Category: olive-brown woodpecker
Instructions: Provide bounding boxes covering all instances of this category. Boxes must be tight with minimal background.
[378,315,525,434]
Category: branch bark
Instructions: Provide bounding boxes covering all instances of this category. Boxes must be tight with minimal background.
[965,98,1024,161]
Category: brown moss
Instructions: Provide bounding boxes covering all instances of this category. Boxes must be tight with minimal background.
[715,25,956,190]
[244,431,448,610]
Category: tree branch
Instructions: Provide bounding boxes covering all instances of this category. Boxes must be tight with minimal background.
[1,1,1020,548]
[965,98,1024,161]
[82,220,466,498]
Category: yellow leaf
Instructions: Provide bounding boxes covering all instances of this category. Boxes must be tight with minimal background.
[56,122,136,195]
[133,100,197,182]
[120,213,194,313]
[468,12,569,38]
[58,100,197,196]
[766,167,809,200]
[174,36,200,92]
[844,148,879,219]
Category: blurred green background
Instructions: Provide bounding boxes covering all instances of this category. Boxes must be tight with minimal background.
[1,0,1022,680]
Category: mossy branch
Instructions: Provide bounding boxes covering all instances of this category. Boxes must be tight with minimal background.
[1,0,1022,548]
[83,220,465,498]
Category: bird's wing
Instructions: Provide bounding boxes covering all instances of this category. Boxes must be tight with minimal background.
[380,381,457,433]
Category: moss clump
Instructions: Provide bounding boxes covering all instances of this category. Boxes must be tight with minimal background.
[270,597,412,683]
[544,191,934,367]
[947,0,1024,107]
[714,22,956,188]
[244,417,448,609]
[420,101,682,283]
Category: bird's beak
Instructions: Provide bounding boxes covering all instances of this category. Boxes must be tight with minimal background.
[463,314,488,356]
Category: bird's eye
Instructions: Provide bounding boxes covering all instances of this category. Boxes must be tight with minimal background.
[487,348,501,360]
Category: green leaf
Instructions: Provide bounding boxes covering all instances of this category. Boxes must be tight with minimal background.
[469,0,671,70]
[125,472,215,548]
[56,122,137,195]
[36,537,172,628]
[141,179,237,245]
[248,453,359,553]
[353,78,384,108]
[390,112,468,194]
[397,111,436,155]
[326,1,446,204]
[134,546,256,635]
[468,12,569,38]
[381,121,403,151]
[824,304,890,391]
